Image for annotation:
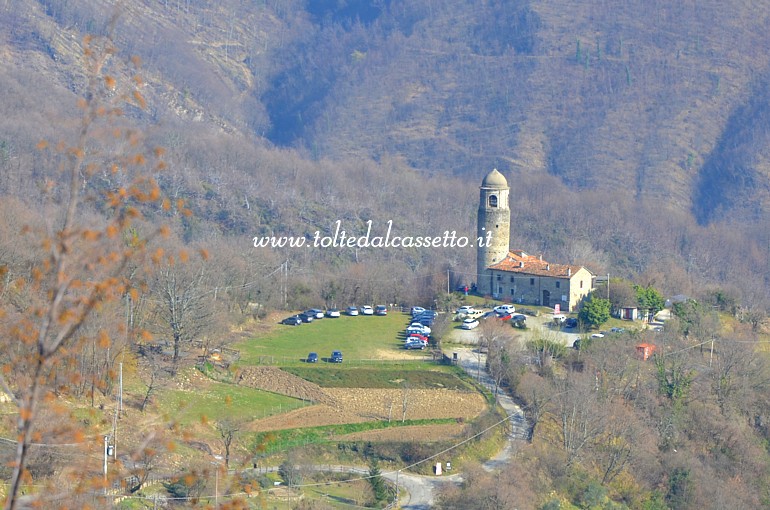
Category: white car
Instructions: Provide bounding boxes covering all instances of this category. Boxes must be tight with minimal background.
[325,308,341,318]
[409,323,431,334]
[411,306,426,316]
[360,305,374,315]
[590,332,605,338]
[461,318,480,330]
[493,304,516,314]
[346,306,359,316]
[456,305,476,315]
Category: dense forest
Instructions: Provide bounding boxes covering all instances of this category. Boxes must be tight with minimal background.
[2,0,770,508]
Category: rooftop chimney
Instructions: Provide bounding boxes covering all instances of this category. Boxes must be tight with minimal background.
[546,264,550,270]
[519,261,524,268]
[568,268,572,276]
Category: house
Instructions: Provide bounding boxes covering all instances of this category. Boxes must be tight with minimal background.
[487,250,594,312]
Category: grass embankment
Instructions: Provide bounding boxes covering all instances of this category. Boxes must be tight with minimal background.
[282,366,472,389]
[158,382,308,426]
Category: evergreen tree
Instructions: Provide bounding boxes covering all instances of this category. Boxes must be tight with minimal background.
[368,458,389,502]
[578,294,611,328]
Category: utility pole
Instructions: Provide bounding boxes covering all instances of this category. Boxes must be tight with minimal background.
[103,435,110,494]
[119,362,123,417]
[607,273,610,300]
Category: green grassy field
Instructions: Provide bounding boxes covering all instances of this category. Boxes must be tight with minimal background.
[158,382,309,425]
[235,312,420,364]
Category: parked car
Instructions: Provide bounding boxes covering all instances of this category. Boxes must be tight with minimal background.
[610,327,626,333]
[510,314,527,324]
[307,309,325,319]
[493,304,516,314]
[405,333,429,342]
[306,352,318,363]
[456,305,476,315]
[375,305,388,316]
[411,306,426,316]
[496,313,513,321]
[298,312,314,323]
[565,317,578,328]
[360,305,374,315]
[421,310,438,319]
[404,339,426,350]
[281,315,302,326]
[591,332,605,338]
[346,306,359,316]
[326,308,341,318]
[408,323,431,334]
[461,318,480,330]
[417,317,435,327]
[330,350,343,363]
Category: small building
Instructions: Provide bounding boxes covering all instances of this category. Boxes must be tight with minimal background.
[636,343,656,361]
[617,306,638,321]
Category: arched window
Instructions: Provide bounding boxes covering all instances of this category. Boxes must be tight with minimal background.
[488,195,498,208]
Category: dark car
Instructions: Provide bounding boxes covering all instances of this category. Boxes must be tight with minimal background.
[281,315,302,326]
[306,309,325,319]
[565,317,578,328]
[375,305,388,316]
[306,352,318,363]
[330,350,343,363]
[404,339,426,350]
[418,317,435,327]
[298,312,314,323]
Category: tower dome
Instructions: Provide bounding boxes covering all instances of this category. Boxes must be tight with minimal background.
[481,168,508,188]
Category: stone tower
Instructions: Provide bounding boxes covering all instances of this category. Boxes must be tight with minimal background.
[477,169,510,296]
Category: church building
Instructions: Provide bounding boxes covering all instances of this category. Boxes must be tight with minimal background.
[476,169,594,311]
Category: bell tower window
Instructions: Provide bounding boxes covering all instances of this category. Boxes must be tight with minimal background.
[488,195,498,208]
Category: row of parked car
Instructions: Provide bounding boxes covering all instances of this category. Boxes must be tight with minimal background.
[456,304,527,329]
[305,350,343,363]
[403,307,437,349]
[281,305,388,326]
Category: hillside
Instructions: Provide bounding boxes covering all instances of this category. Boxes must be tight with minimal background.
[5,3,770,508]
[1,0,770,301]
[3,0,770,221]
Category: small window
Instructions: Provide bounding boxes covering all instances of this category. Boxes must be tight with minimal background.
[489,195,498,208]
[556,281,561,289]
[580,281,583,289]
[498,286,503,294]
[510,276,514,283]
[530,278,535,286]
[496,274,502,281]
[510,288,515,296]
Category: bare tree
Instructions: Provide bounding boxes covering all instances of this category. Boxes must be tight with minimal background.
[0,25,168,509]
[150,260,212,367]
[216,419,241,469]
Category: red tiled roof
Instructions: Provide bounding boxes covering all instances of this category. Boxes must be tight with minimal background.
[488,250,588,278]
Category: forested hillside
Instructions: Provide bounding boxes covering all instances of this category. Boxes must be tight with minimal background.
[1,0,770,309]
